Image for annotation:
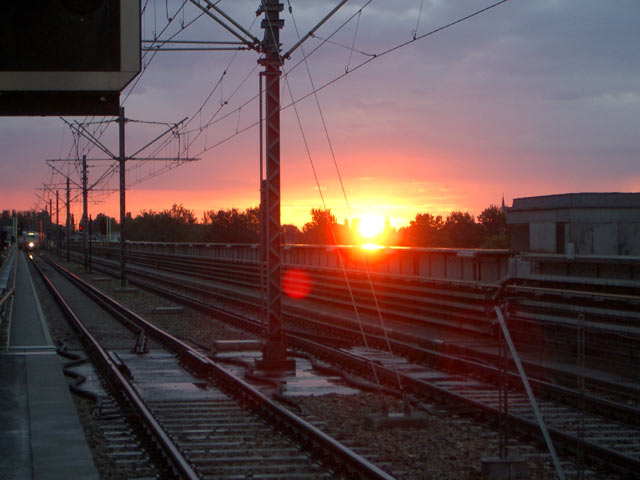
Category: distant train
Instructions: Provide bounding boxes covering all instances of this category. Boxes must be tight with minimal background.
[19,231,39,251]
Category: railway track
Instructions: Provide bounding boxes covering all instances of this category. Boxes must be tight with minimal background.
[60,250,640,479]
[96,247,640,362]
[81,248,640,401]
[33,255,394,480]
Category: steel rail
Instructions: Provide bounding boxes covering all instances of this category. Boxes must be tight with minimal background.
[0,249,17,311]
[82,251,640,404]
[41,255,395,480]
[289,334,640,478]
[105,247,640,390]
[31,258,200,480]
[93,246,496,335]
[69,252,640,477]
[0,287,13,309]
[96,245,640,321]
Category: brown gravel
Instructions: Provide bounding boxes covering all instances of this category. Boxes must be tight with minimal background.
[298,393,561,479]
[28,256,81,348]
[52,254,257,349]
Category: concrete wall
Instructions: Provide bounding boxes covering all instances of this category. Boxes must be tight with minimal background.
[566,222,640,256]
[507,193,640,256]
[620,223,640,255]
[126,242,511,283]
[529,222,556,253]
[122,240,640,283]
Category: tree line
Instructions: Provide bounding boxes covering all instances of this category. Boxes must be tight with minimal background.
[1,203,507,249]
[102,203,507,248]
[0,204,507,248]
[287,205,507,248]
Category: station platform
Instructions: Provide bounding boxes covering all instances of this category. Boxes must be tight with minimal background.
[0,250,99,480]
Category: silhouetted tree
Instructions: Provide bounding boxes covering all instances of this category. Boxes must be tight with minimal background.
[88,200,512,249]
[283,224,304,243]
[127,204,198,242]
[90,213,116,236]
[401,213,445,247]
[477,205,507,248]
[442,211,483,248]
[202,207,259,243]
[302,208,337,244]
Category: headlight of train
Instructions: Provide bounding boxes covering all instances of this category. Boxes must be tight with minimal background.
[28,242,35,249]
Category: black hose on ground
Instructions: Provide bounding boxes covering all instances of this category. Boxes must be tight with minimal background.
[56,339,108,418]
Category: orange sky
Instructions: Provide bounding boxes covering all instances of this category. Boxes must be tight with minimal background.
[1,2,639,228]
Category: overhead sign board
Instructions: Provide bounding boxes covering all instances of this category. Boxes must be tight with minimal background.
[0,0,141,116]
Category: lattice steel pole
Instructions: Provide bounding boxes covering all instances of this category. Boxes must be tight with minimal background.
[118,106,127,287]
[82,154,88,270]
[88,214,93,273]
[65,176,70,262]
[49,198,52,252]
[255,0,294,371]
[56,190,60,258]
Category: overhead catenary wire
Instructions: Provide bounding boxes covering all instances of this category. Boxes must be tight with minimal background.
[289,0,406,393]
[62,0,195,164]
[50,0,204,216]
[46,0,364,209]
[413,0,424,39]
[155,0,513,386]
[182,0,509,158]
[46,0,512,223]
[147,14,261,158]
[305,32,373,60]
[345,9,363,72]
[286,0,406,394]
[175,0,373,144]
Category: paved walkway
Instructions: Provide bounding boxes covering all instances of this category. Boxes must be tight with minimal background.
[0,251,99,480]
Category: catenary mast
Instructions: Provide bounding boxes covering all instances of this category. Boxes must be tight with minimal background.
[255,0,294,370]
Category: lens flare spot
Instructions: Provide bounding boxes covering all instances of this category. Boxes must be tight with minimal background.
[282,268,312,299]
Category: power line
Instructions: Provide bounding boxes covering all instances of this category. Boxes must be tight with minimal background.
[183,0,510,158]
[189,0,511,157]
[47,0,512,214]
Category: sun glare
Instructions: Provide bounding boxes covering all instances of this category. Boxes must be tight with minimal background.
[358,214,385,239]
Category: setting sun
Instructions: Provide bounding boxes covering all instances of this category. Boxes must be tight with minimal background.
[358,214,385,239]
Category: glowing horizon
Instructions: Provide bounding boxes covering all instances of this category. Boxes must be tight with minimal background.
[1,2,638,230]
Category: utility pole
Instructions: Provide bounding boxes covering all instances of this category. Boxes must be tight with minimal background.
[255,0,294,371]
[12,216,17,246]
[88,214,93,273]
[66,176,70,262]
[49,198,52,251]
[50,114,194,273]
[56,190,60,257]
[118,106,127,287]
[82,154,88,270]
